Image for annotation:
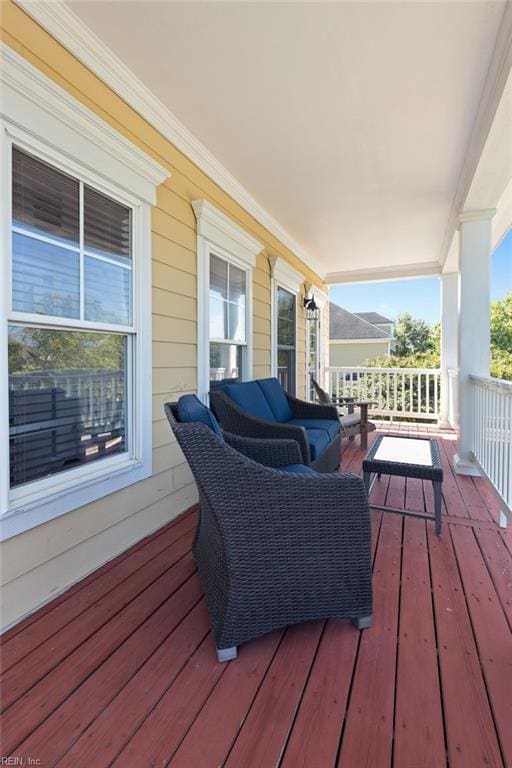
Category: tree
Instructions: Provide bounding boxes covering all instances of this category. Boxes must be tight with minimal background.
[393,313,434,356]
[490,292,512,353]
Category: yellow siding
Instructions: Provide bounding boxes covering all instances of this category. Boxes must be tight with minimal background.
[330,341,390,367]
[0,1,326,630]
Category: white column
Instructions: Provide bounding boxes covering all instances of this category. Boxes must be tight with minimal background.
[439,273,459,428]
[454,210,494,476]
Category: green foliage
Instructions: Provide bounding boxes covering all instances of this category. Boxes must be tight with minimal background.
[491,292,512,352]
[363,293,512,381]
[8,327,124,373]
[393,313,434,356]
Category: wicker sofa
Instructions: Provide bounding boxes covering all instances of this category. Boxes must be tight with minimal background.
[165,395,373,663]
[210,377,342,472]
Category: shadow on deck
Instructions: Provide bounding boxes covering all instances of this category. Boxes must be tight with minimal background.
[1,426,511,767]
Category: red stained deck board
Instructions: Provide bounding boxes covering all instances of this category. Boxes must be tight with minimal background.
[280,619,359,768]
[393,517,445,768]
[441,438,491,522]
[224,621,324,768]
[0,513,197,672]
[112,633,226,766]
[337,513,402,768]
[386,474,406,509]
[428,526,503,768]
[474,526,512,628]
[56,599,210,768]
[0,527,195,711]
[0,555,196,756]
[15,579,204,766]
[171,630,283,768]
[450,525,512,766]
[405,476,425,512]
[2,429,510,768]
[0,507,197,646]
[436,437,470,519]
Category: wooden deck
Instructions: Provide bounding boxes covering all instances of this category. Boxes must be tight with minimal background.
[1,424,511,768]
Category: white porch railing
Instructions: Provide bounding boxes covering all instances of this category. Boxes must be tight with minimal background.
[470,375,512,510]
[327,367,441,421]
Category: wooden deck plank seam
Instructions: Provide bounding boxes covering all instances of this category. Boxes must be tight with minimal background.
[1,541,196,713]
[4,566,199,755]
[57,595,211,767]
[472,530,512,635]
[0,506,198,645]
[425,517,452,768]
[389,514,407,768]
[446,523,508,768]
[331,509,386,768]
[1,518,198,673]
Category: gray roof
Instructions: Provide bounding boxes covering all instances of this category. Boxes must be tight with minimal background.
[354,311,394,325]
[329,302,390,340]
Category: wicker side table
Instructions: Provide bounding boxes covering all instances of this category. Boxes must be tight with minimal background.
[362,435,444,534]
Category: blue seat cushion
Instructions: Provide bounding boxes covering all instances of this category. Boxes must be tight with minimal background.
[304,428,330,460]
[224,381,276,422]
[287,418,340,441]
[278,464,316,476]
[257,378,293,422]
[177,394,223,438]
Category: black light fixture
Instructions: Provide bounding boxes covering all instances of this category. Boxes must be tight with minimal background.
[303,294,320,321]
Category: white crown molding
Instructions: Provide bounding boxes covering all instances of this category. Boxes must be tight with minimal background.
[0,42,169,204]
[439,0,512,266]
[459,208,497,224]
[269,255,304,294]
[192,199,263,267]
[14,0,325,280]
[325,261,441,286]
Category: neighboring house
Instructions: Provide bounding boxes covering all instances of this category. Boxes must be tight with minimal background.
[354,312,395,339]
[329,302,393,366]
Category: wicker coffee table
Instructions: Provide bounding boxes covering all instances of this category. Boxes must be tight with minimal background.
[362,435,444,534]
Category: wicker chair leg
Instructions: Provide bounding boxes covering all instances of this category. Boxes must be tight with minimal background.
[352,615,372,630]
[216,646,238,662]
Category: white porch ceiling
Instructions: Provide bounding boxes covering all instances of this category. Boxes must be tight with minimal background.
[58,1,510,281]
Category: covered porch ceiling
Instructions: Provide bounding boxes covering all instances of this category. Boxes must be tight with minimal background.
[22,0,512,284]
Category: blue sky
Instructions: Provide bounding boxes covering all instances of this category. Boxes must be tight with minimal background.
[329,228,512,326]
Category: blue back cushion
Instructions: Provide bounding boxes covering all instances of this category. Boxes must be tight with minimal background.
[224,381,276,422]
[257,378,293,422]
[177,394,223,438]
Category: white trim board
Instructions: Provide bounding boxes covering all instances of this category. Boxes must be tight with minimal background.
[192,199,262,267]
[0,46,160,540]
[0,42,168,204]
[269,255,304,294]
[14,0,325,281]
[325,261,441,286]
[439,0,512,268]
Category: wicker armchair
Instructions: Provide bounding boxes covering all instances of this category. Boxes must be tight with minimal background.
[210,384,341,473]
[165,401,373,662]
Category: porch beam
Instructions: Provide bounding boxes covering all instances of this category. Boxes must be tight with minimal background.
[454,209,495,476]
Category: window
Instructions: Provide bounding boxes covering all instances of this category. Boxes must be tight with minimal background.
[277,287,296,395]
[193,200,262,401]
[209,254,247,384]
[1,47,167,539]
[8,147,133,488]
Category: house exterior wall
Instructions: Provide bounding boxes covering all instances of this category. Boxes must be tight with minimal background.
[0,2,324,630]
[329,341,390,367]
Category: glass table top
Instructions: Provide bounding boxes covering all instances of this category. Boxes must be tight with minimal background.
[373,436,433,466]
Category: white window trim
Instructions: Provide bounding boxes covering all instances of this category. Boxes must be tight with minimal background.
[269,256,303,393]
[192,200,262,401]
[0,45,168,541]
